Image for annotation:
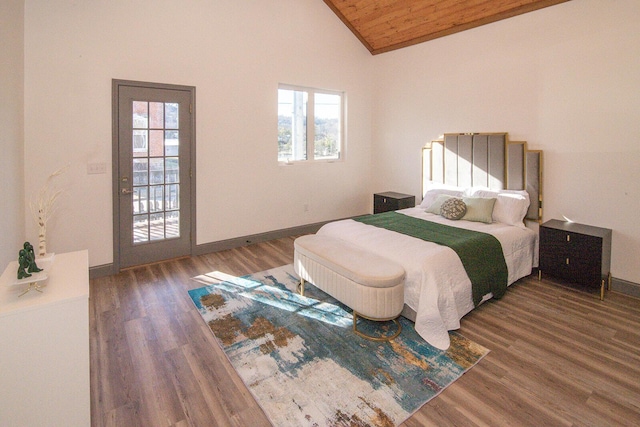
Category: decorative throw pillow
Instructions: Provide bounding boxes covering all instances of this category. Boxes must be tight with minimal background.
[461,197,497,224]
[440,197,467,220]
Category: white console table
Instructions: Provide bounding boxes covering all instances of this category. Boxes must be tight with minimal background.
[0,250,90,427]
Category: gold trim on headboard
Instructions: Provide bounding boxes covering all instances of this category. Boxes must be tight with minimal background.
[422,132,543,222]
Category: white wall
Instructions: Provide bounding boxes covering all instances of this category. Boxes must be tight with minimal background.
[19,0,640,285]
[371,0,640,284]
[23,0,374,267]
[0,0,25,268]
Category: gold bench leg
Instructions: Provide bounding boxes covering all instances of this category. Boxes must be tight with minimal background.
[352,311,402,342]
[297,278,305,296]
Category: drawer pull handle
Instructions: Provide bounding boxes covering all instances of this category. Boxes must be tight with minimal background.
[566,258,570,265]
[567,235,571,242]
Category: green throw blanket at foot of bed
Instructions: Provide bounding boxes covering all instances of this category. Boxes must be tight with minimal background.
[354,211,508,306]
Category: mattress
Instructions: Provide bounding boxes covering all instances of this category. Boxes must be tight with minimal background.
[316,207,538,349]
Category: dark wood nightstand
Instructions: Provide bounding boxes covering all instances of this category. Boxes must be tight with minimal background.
[373,192,415,214]
[539,219,612,300]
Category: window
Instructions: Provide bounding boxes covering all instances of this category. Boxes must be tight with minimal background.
[278,84,344,162]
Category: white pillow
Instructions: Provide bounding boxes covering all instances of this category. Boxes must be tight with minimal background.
[425,194,454,214]
[471,188,530,227]
[420,182,465,208]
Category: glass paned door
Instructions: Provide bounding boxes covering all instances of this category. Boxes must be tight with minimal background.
[131,101,181,243]
[115,81,194,269]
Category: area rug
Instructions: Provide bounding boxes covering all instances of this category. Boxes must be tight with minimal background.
[189,264,488,427]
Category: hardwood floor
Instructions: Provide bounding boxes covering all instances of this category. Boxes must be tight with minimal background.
[90,236,640,426]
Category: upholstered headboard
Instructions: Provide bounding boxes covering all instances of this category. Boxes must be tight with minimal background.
[422,132,542,222]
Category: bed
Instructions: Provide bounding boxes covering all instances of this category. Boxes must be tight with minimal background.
[309,133,543,349]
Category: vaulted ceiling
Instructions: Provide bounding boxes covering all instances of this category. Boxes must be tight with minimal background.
[323,0,570,55]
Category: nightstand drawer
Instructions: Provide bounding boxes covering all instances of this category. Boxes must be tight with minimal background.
[539,219,612,299]
[540,228,602,283]
[374,192,415,214]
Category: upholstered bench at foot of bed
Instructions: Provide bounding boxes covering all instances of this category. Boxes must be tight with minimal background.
[293,234,405,341]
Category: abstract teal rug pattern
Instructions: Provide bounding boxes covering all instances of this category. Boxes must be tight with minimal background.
[189,265,489,427]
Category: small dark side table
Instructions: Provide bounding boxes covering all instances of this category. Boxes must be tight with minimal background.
[539,219,612,300]
[373,192,415,214]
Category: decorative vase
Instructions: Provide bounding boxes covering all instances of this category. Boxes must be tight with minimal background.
[38,215,47,257]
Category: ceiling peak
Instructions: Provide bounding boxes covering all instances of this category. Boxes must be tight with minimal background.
[323,0,570,55]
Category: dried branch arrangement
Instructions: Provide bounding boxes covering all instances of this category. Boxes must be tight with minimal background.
[30,164,69,257]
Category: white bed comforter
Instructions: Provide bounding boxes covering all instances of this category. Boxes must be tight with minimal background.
[316,207,538,350]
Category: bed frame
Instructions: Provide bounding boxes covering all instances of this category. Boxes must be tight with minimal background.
[422,132,543,222]
[400,132,543,322]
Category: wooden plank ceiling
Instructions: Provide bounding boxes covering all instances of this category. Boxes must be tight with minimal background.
[323,0,570,55]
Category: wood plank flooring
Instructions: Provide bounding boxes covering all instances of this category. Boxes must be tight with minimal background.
[90,236,640,426]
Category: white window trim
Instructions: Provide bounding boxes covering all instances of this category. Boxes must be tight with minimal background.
[278,83,345,165]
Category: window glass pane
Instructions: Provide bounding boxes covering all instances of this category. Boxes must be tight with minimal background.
[149,158,164,184]
[278,89,307,161]
[149,213,165,240]
[165,103,179,129]
[165,211,180,239]
[133,214,149,243]
[133,159,148,185]
[314,93,341,160]
[165,157,179,184]
[165,184,180,210]
[149,102,164,128]
[149,130,164,157]
[133,130,148,157]
[133,187,148,214]
[132,101,148,128]
[165,130,179,156]
[149,185,164,212]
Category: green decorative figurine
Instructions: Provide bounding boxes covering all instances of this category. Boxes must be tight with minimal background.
[24,242,42,273]
[17,249,32,280]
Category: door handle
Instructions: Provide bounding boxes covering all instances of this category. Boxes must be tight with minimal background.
[120,176,133,195]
